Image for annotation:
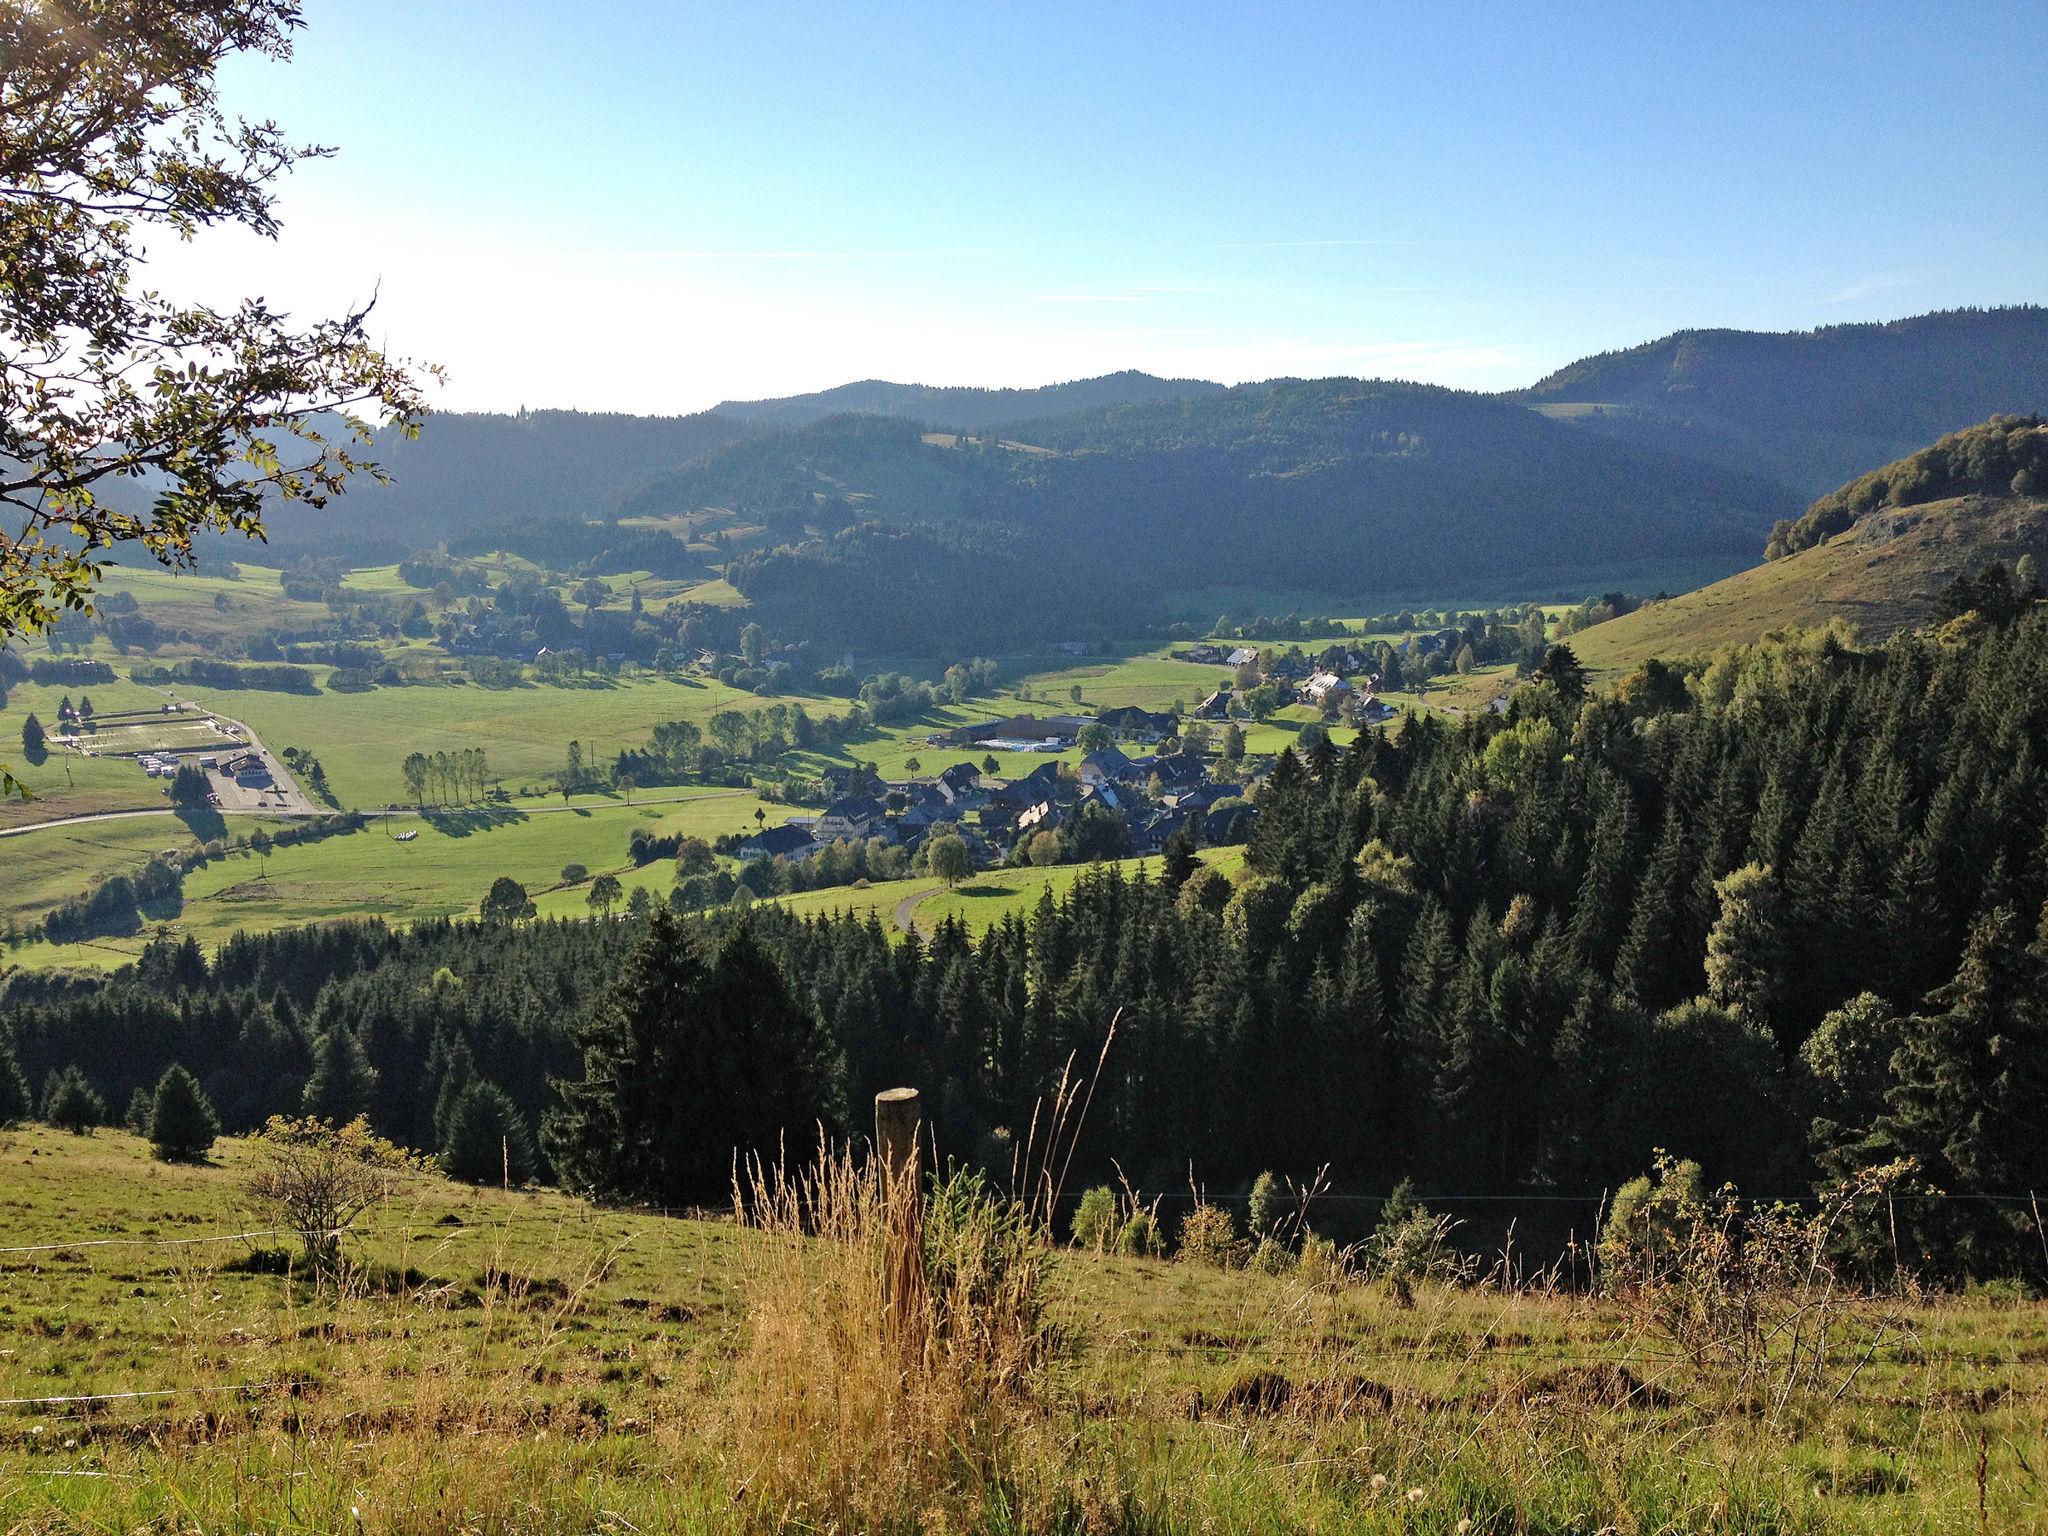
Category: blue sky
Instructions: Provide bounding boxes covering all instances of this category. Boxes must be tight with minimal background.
[166,0,2048,413]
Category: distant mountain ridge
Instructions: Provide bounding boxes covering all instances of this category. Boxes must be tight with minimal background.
[713,369,1227,432]
[1518,306,2048,495]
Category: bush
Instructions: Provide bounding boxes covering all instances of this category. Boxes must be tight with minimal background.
[1177,1201,1243,1268]
[1364,1178,1464,1304]
[245,1115,426,1273]
[1118,1210,1165,1258]
[1069,1185,1119,1251]
[1246,1170,1283,1241]
[42,1065,105,1134]
[1599,1155,1706,1288]
[148,1064,220,1162]
[1249,1235,1295,1275]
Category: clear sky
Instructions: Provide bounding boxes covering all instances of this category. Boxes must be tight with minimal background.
[157,0,2048,415]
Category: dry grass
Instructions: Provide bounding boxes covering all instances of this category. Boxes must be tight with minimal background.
[4,1126,2048,1533]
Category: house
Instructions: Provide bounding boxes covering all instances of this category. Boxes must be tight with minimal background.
[1204,804,1255,843]
[1225,646,1261,669]
[1095,705,1177,743]
[1149,752,1208,788]
[1174,782,1243,814]
[1016,799,1061,835]
[814,795,885,843]
[1078,746,1134,787]
[1297,670,1354,708]
[1009,760,1066,802]
[1172,644,1228,665]
[1193,688,1233,720]
[936,762,983,802]
[737,824,818,862]
[1077,782,1126,814]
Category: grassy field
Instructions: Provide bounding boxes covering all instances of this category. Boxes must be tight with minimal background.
[2,1124,2043,1534]
[0,813,262,932]
[1569,494,2048,677]
[0,791,783,969]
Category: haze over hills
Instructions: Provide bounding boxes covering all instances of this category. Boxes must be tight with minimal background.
[712,370,1226,432]
[1519,306,2048,496]
[1569,415,2048,675]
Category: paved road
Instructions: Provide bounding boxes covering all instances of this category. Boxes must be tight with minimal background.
[891,882,941,937]
[0,787,748,840]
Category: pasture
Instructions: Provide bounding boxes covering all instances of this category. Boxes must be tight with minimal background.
[1,1124,2043,1534]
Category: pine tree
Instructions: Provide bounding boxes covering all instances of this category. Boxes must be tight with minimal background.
[440,1080,534,1185]
[0,1032,32,1126]
[302,1028,377,1123]
[544,911,831,1206]
[147,1064,220,1162]
[42,1066,105,1134]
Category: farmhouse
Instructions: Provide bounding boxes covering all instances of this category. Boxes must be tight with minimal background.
[814,796,886,843]
[1297,670,1353,707]
[1078,746,1135,787]
[1193,687,1232,720]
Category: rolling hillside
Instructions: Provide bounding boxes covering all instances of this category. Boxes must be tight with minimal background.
[624,378,1794,649]
[1520,306,2048,496]
[1570,489,2048,675]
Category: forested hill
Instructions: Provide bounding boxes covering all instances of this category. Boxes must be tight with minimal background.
[196,408,751,566]
[625,379,1795,649]
[712,370,1226,432]
[1518,307,2048,496]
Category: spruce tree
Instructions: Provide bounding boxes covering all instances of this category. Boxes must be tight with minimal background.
[125,1086,154,1135]
[440,1080,534,1185]
[546,910,831,1205]
[302,1027,377,1124]
[42,1066,105,1134]
[0,1032,32,1126]
[147,1064,220,1162]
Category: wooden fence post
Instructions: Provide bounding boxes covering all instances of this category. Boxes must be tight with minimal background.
[875,1087,926,1344]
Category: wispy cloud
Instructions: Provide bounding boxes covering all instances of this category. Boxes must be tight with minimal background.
[1823,273,1911,304]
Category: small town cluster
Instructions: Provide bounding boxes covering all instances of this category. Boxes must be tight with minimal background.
[729,645,1403,876]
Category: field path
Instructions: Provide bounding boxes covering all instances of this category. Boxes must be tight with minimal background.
[892,882,941,937]
[0,787,748,840]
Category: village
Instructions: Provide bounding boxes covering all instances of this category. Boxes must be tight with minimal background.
[724,641,1406,878]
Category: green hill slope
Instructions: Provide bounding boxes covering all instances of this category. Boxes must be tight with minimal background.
[1571,489,2048,675]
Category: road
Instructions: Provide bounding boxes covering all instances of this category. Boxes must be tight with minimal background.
[0,787,748,840]
[891,882,941,937]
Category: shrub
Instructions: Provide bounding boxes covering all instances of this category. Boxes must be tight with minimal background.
[42,1066,105,1134]
[1177,1202,1243,1268]
[1118,1210,1164,1258]
[244,1116,426,1274]
[1069,1185,1119,1251]
[1249,1235,1295,1275]
[1599,1155,1707,1288]
[1246,1170,1283,1240]
[147,1064,220,1162]
[1365,1178,1465,1304]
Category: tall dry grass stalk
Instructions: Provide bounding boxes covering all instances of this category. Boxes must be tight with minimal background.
[723,1141,1057,1532]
